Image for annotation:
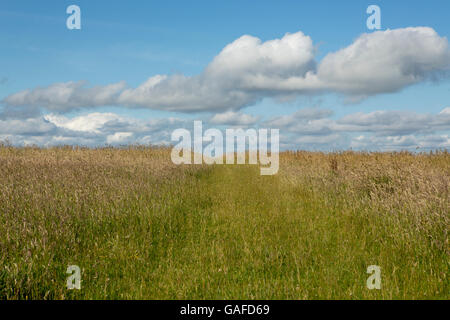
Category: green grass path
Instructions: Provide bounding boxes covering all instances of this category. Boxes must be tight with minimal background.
[127,164,447,299]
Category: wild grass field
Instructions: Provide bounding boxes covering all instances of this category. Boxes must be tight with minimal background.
[0,146,448,299]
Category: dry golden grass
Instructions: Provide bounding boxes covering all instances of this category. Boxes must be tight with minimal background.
[281,151,449,244]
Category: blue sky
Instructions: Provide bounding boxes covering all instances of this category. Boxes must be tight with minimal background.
[0,0,449,150]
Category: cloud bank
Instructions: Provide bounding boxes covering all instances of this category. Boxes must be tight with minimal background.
[1,107,448,151]
[3,27,450,113]
[1,27,449,151]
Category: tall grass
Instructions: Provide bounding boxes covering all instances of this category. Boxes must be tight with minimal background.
[0,146,448,299]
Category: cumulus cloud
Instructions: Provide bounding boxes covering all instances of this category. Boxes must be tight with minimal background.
[0,112,188,146]
[205,32,316,87]
[440,107,450,115]
[3,27,449,113]
[3,81,126,112]
[336,109,450,136]
[266,107,450,150]
[44,112,124,133]
[267,108,450,138]
[0,117,56,135]
[293,133,345,147]
[350,134,450,151]
[266,107,333,128]
[106,132,134,144]
[316,27,450,99]
[0,107,448,151]
[209,110,260,126]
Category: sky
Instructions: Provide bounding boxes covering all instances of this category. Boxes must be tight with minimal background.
[0,0,449,151]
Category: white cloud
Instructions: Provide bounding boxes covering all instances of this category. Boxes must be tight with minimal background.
[294,133,344,145]
[267,108,450,139]
[209,110,259,126]
[262,107,450,150]
[206,32,316,84]
[106,132,134,144]
[4,81,126,112]
[336,109,450,135]
[266,107,333,128]
[0,117,56,135]
[3,27,449,113]
[316,27,450,99]
[0,107,448,151]
[44,112,124,133]
[440,107,450,115]
[350,134,450,151]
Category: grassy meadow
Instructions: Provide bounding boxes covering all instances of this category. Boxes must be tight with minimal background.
[0,146,448,299]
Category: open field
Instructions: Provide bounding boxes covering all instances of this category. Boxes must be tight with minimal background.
[0,146,448,299]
